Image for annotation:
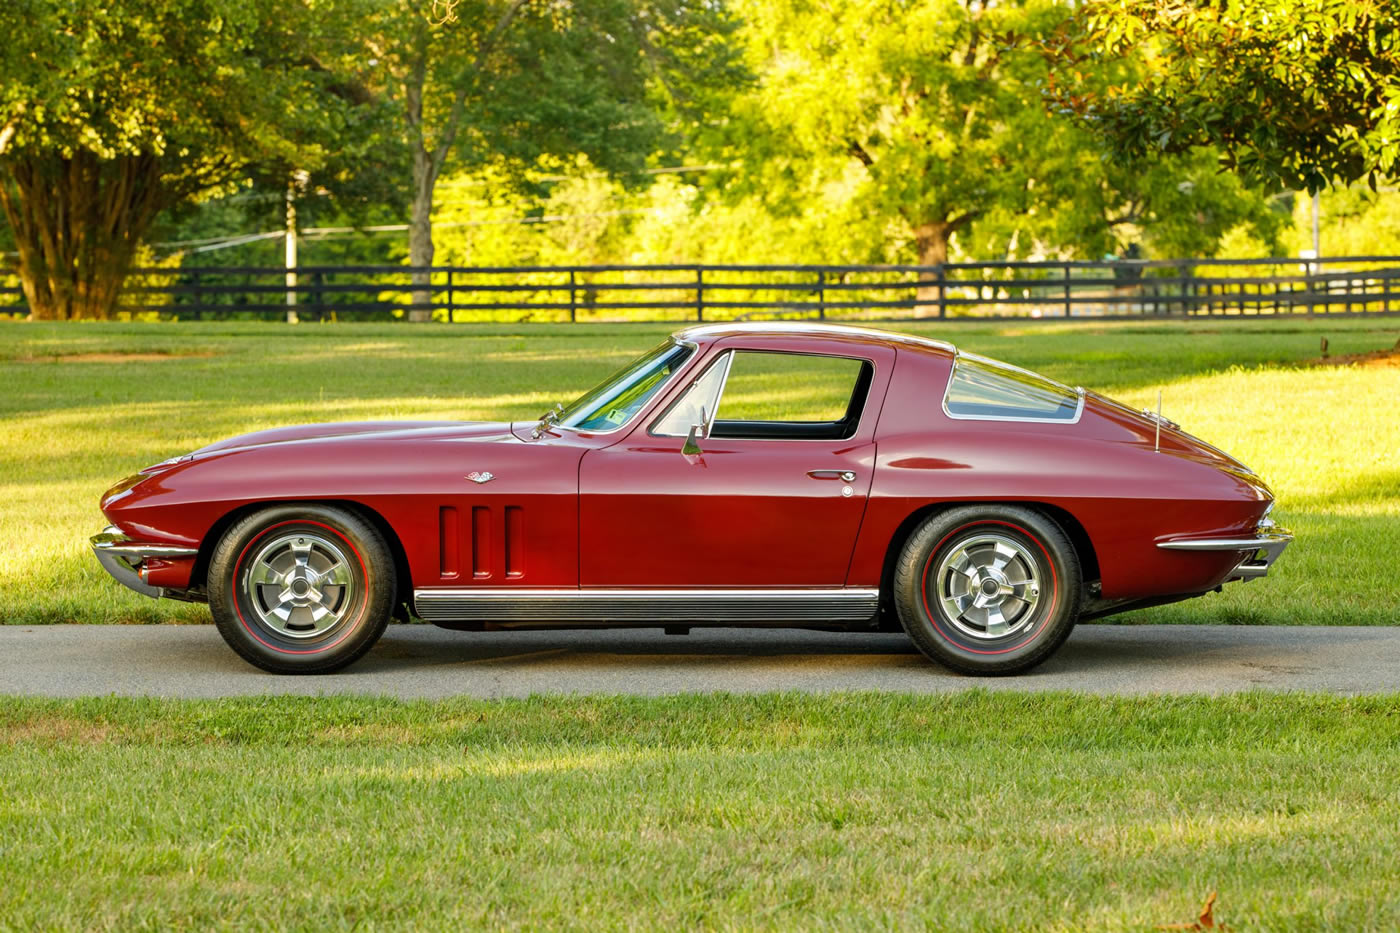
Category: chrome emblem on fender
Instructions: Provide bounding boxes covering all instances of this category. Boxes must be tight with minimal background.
[466,471,495,484]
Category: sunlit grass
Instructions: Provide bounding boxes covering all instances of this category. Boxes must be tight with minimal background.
[3,692,1400,929]
[1,317,1397,624]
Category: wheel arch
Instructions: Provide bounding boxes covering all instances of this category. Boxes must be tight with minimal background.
[191,499,414,611]
[877,500,1100,611]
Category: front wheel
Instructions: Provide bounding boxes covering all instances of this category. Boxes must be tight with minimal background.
[208,504,395,674]
[892,505,1081,675]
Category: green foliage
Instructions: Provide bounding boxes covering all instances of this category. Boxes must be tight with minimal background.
[723,0,1077,263]
[0,0,363,187]
[1059,0,1400,193]
[359,0,746,294]
[697,0,1283,264]
[5,0,1378,281]
[0,0,385,319]
[1284,185,1400,256]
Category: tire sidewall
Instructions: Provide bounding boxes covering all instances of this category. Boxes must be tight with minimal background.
[895,506,1081,675]
[209,505,394,673]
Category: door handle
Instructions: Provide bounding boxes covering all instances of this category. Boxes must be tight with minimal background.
[807,469,856,482]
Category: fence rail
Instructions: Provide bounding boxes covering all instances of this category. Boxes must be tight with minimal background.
[5,257,1400,322]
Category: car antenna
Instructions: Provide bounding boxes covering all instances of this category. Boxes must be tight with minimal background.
[1155,390,1162,453]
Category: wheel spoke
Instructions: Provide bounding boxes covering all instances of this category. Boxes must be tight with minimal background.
[943,592,972,618]
[321,562,351,587]
[248,561,283,588]
[983,605,1008,637]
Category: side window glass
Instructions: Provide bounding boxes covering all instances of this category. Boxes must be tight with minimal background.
[651,352,732,437]
[716,352,865,423]
[711,351,870,439]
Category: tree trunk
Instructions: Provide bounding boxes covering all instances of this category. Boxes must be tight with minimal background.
[913,221,950,317]
[0,152,166,320]
[407,144,436,323]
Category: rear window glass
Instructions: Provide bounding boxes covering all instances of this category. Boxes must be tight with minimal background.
[943,354,1080,422]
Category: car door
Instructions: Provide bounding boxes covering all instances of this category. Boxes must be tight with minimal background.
[577,343,894,588]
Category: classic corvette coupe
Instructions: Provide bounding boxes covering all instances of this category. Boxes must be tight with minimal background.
[92,323,1290,675]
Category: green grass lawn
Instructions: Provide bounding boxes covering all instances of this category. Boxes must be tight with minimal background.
[2,316,1397,625]
[3,692,1400,929]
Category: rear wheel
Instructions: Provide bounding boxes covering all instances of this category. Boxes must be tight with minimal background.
[893,505,1081,675]
[208,504,394,674]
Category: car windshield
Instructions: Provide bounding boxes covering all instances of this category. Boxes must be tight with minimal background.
[557,340,694,431]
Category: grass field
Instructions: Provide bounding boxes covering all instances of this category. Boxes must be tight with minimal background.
[2,692,1399,929]
[2,316,1396,626]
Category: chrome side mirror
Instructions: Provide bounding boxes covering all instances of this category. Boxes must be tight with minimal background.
[682,423,704,456]
[682,406,709,456]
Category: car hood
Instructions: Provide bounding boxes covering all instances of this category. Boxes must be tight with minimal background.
[193,420,517,457]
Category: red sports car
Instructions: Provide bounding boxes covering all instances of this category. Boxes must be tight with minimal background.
[92,323,1290,675]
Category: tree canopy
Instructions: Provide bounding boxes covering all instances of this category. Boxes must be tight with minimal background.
[1054,0,1400,193]
[0,0,375,319]
[358,0,744,318]
[5,0,1382,321]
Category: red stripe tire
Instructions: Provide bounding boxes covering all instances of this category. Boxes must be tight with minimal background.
[209,504,395,674]
[893,505,1081,675]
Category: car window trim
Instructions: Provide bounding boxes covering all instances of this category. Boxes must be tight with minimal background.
[553,337,699,437]
[649,347,878,441]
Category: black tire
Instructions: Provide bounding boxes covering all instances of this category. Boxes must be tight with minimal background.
[208,504,394,674]
[892,505,1081,675]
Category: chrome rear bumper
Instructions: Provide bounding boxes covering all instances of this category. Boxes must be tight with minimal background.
[91,526,198,599]
[1157,530,1292,581]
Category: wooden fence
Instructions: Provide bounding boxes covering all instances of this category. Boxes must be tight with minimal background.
[5,257,1400,321]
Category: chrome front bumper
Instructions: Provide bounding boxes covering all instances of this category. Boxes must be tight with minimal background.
[1157,529,1293,582]
[90,526,199,599]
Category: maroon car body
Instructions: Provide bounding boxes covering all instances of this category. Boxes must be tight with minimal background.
[92,323,1290,674]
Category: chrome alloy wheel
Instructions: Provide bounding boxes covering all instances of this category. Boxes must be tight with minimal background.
[931,533,1042,640]
[242,532,355,639]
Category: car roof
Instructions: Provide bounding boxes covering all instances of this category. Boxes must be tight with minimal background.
[674,321,955,357]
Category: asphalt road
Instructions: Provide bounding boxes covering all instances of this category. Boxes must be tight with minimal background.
[1,623,1398,698]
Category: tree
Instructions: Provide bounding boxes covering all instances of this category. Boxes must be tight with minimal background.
[728,0,1085,277]
[360,0,744,320]
[716,0,1283,276]
[0,0,373,320]
[1053,0,1400,193]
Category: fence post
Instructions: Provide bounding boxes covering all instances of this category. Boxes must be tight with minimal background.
[1385,273,1391,313]
[446,268,455,324]
[1062,263,1072,317]
[190,270,202,321]
[569,269,577,323]
[816,269,825,320]
[311,271,325,321]
[1179,262,1193,315]
[696,266,705,322]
